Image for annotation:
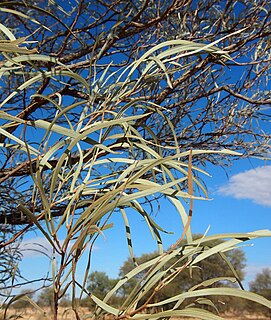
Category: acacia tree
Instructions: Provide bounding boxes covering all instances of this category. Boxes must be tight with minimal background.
[36,287,70,311]
[118,237,247,311]
[0,0,270,226]
[0,1,271,319]
[12,289,34,311]
[249,269,271,316]
[119,237,246,291]
[250,268,271,299]
[86,272,118,309]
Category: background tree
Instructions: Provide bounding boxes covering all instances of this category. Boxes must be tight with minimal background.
[85,271,119,309]
[118,236,246,310]
[249,268,271,316]
[250,268,271,299]
[37,287,55,310]
[37,287,69,311]
[87,271,117,299]
[11,289,34,311]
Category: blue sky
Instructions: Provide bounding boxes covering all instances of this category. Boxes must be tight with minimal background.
[17,156,271,293]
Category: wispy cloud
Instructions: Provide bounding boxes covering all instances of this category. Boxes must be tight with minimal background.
[19,237,53,257]
[245,264,271,277]
[218,166,271,207]
[244,264,271,285]
[19,236,99,258]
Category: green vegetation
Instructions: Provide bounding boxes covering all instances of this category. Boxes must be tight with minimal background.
[249,268,271,317]
[118,237,246,294]
[11,290,34,311]
[250,268,271,299]
[85,238,247,311]
[0,1,270,319]
[36,287,69,311]
[84,243,269,314]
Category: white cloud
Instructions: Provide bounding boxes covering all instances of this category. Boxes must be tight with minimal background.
[19,236,99,258]
[218,166,271,207]
[19,237,53,257]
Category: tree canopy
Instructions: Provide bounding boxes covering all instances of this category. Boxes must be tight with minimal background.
[117,236,246,307]
[87,271,117,300]
[249,268,271,316]
[250,268,271,300]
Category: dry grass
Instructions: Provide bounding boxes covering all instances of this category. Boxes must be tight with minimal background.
[1,308,270,320]
[1,307,87,320]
